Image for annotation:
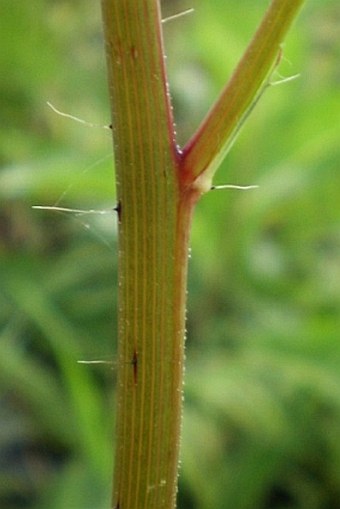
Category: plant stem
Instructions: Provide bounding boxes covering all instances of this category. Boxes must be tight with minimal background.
[101,1,199,507]
[181,0,306,192]
[101,0,306,507]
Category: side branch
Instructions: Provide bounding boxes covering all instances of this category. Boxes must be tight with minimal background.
[180,0,306,193]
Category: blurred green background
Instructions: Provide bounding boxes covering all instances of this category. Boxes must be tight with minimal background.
[1,1,339,508]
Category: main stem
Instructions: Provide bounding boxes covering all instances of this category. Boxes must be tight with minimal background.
[101,1,197,508]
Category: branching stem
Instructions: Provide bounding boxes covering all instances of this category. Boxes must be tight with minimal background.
[101,1,306,507]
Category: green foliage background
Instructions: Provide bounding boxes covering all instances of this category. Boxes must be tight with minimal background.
[1,1,339,508]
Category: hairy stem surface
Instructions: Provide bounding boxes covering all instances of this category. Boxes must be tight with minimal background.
[102,1,198,507]
[101,0,306,508]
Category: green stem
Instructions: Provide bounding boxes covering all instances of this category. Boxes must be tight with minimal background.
[101,1,200,508]
[101,0,306,507]
[181,0,306,193]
